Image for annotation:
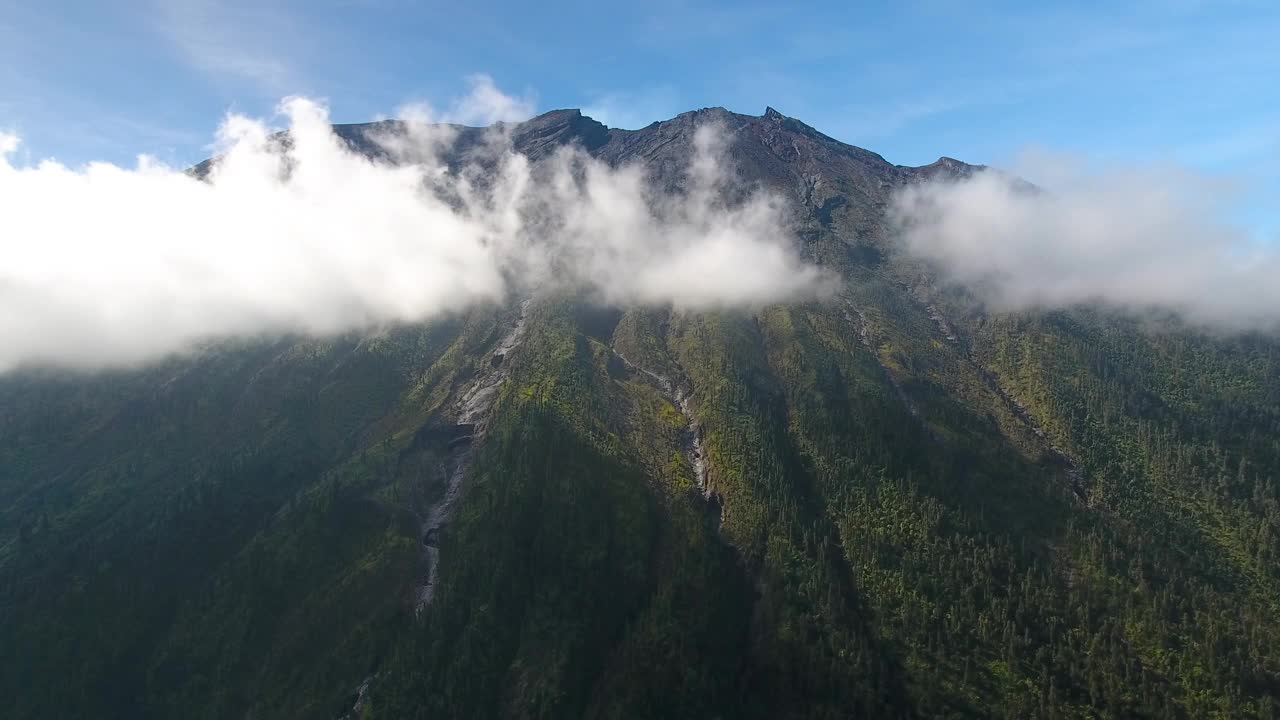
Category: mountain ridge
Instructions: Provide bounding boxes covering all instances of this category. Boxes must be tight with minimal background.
[275,105,973,175]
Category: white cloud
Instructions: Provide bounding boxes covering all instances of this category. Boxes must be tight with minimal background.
[0,83,828,372]
[526,124,831,306]
[446,74,536,126]
[891,152,1280,331]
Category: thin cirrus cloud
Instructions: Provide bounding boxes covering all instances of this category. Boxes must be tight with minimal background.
[891,151,1280,332]
[0,79,830,372]
[149,0,304,95]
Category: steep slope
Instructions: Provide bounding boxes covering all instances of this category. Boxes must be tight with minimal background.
[2,108,1278,719]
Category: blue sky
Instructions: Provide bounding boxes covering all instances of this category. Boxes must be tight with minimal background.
[2,0,1278,187]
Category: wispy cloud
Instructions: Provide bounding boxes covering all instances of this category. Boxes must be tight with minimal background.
[892,151,1280,331]
[150,0,302,95]
[446,74,536,126]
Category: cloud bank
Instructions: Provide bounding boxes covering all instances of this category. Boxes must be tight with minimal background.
[0,82,827,371]
[892,155,1280,331]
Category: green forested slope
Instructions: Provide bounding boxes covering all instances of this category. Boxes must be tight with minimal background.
[2,107,1279,718]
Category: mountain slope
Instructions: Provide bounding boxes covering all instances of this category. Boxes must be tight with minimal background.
[2,108,1278,719]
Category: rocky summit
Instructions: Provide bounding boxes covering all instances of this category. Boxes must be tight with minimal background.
[3,108,1279,719]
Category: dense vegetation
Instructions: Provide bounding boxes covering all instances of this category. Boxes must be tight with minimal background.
[2,108,1278,718]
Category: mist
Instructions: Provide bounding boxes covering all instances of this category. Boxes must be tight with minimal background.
[892,155,1280,332]
[0,81,829,372]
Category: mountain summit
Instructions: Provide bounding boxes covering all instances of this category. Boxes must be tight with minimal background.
[3,107,1278,719]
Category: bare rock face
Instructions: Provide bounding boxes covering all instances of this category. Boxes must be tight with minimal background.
[507,109,610,160]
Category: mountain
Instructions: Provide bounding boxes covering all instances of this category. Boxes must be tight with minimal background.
[3,107,1279,719]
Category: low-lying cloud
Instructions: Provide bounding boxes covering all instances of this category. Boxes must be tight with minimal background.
[892,155,1280,332]
[0,81,828,371]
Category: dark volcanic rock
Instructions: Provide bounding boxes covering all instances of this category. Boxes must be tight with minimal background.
[508,109,610,160]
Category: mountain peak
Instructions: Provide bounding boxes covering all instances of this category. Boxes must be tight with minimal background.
[510,108,609,157]
[667,106,737,123]
[525,108,585,123]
